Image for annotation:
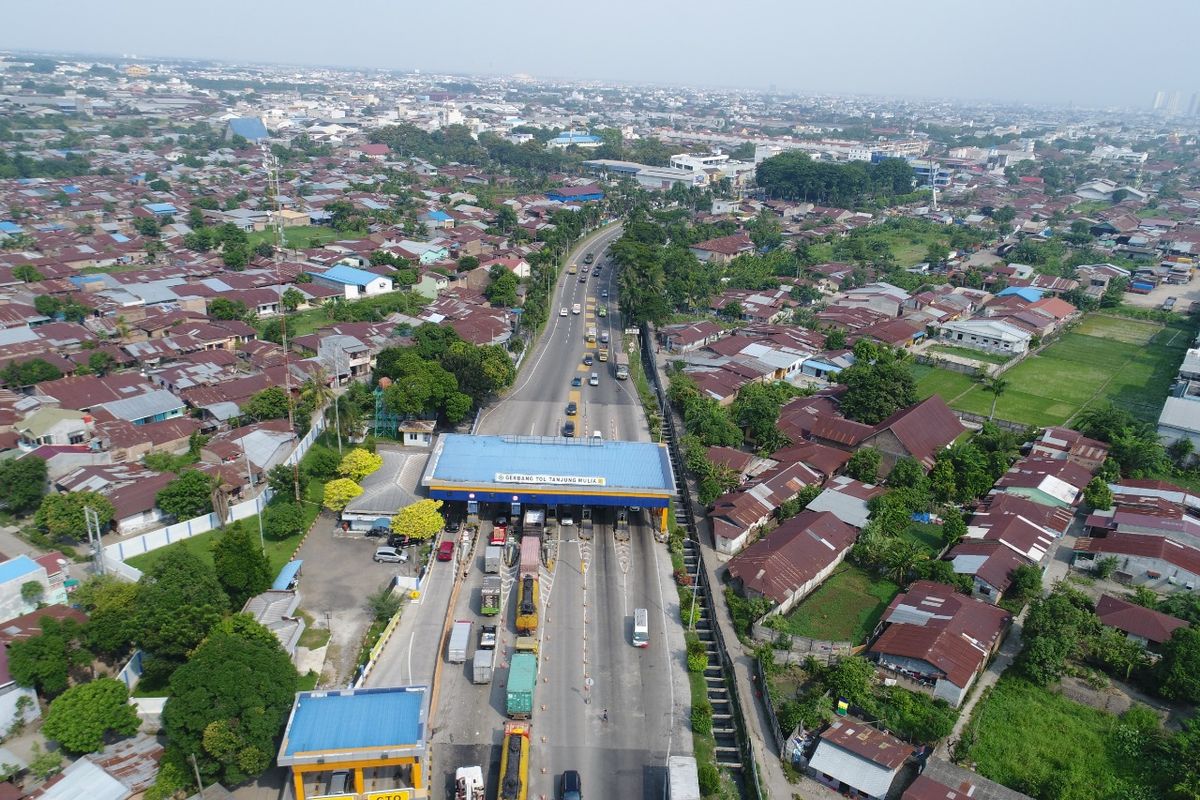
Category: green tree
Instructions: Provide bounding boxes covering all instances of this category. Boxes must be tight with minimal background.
[823,329,847,350]
[991,206,1016,226]
[87,351,115,376]
[262,501,306,541]
[212,524,271,608]
[1083,477,1113,510]
[242,386,291,421]
[838,348,917,424]
[43,678,140,753]
[940,509,967,549]
[280,287,305,312]
[135,546,230,665]
[845,447,882,483]
[0,358,62,387]
[35,491,115,541]
[1156,626,1200,703]
[391,499,445,541]
[162,622,299,784]
[484,269,519,307]
[12,264,42,282]
[925,241,950,265]
[977,376,1009,421]
[0,455,48,514]
[823,656,875,705]
[208,298,250,321]
[78,577,138,659]
[156,470,215,520]
[27,743,62,781]
[7,616,90,697]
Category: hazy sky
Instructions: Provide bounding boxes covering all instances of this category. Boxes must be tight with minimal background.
[2,0,1196,107]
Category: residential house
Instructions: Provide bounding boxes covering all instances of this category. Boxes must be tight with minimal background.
[689,233,754,264]
[16,407,91,448]
[904,758,1034,800]
[806,718,911,800]
[709,461,823,554]
[947,539,1035,605]
[1073,534,1200,592]
[1029,426,1110,471]
[0,556,52,623]
[833,282,911,318]
[29,733,163,800]
[937,318,1031,356]
[868,581,1011,707]
[311,265,394,300]
[93,388,187,426]
[858,395,966,472]
[1095,593,1187,651]
[56,464,175,533]
[727,510,857,614]
[805,475,884,529]
[1158,396,1200,453]
[660,321,724,353]
[992,456,1093,507]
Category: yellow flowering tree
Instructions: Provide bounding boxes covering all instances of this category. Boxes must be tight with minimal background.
[391,499,445,541]
[322,478,363,512]
[337,448,383,482]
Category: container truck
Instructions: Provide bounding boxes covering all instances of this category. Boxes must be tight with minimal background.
[480,576,502,616]
[456,766,485,800]
[519,536,541,578]
[448,620,472,664]
[522,509,545,536]
[472,648,494,684]
[484,545,503,573]
[497,722,531,800]
[515,574,539,634]
[505,652,538,718]
[615,350,629,380]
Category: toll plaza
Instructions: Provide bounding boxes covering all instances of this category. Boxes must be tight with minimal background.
[420,434,677,530]
[277,685,427,800]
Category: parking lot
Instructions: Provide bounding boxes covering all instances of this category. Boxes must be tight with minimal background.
[292,513,425,686]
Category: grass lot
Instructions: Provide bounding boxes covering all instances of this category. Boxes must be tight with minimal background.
[125,477,323,578]
[776,563,899,644]
[901,521,944,553]
[927,344,1013,366]
[914,314,1193,427]
[246,226,340,251]
[963,677,1161,800]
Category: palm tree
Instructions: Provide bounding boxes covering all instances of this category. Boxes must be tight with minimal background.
[883,539,927,585]
[979,375,1009,421]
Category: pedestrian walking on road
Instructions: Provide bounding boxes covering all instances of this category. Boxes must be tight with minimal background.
[602,709,608,723]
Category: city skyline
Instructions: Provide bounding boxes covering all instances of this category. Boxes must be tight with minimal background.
[2,0,1197,108]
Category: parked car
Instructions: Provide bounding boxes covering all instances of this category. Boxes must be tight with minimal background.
[373,547,409,563]
[387,533,413,549]
[437,540,455,562]
[364,526,389,538]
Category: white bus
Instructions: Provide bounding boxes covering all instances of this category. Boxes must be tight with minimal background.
[632,608,649,648]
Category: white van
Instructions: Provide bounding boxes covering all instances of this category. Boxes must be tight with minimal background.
[589,372,599,386]
[633,608,649,647]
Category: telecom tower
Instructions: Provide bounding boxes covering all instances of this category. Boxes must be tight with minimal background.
[261,143,302,501]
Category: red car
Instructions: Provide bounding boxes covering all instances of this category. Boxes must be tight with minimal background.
[437,540,455,562]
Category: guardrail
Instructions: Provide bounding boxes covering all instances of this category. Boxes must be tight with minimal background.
[641,324,764,800]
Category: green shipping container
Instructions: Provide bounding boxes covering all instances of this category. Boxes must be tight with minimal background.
[505,652,537,718]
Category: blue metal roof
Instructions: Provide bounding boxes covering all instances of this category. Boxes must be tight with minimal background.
[0,222,23,234]
[271,560,303,591]
[0,555,41,586]
[426,434,675,494]
[996,286,1043,302]
[424,210,451,221]
[143,202,178,214]
[318,264,389,287]
[282,687,425,757]
[227,117,269,141]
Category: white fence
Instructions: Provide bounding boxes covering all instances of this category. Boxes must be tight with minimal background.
[103,418,326,580]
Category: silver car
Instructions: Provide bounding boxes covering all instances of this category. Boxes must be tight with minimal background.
[373,546,409,563]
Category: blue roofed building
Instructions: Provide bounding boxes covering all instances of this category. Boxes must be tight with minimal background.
[547,130,603,149]
[996,286,1043,303]
[0,555,52,622]
[422,433,677,529]
[311,265,395,300]
[547,184,605,203]
[142,202,178,217]
[0,221,25,235]
[224,117,270,142]
[277,686,428,800]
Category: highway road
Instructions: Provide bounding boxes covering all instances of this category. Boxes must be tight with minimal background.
[429,224,693,800]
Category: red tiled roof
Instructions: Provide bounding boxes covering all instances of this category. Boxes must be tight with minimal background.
[1095,593,1187,644]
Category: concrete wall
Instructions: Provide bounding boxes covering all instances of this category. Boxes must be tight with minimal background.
[0,566,51,623]
[1075,551,1200,592]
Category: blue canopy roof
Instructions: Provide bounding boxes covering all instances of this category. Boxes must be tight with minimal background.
[271,560,303,591]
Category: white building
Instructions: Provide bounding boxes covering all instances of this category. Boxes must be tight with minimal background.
[311,265,395,300]
[1158,396,1200,452]
[938,318,1032,355]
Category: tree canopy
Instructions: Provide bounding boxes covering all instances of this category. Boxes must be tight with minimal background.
[756,152,915,205]
[212,524,272,608]
[156,470,216,520]
[7,616,89,697]
[135,547,230,667]
[163,620,298,784]
[43,678,140,753]
[837,346,917,425]
[0,456,48,515]
[35,491,115,541]
[391,498,445,541]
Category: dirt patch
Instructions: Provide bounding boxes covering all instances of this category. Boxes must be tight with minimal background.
[1055,675,1133,716]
